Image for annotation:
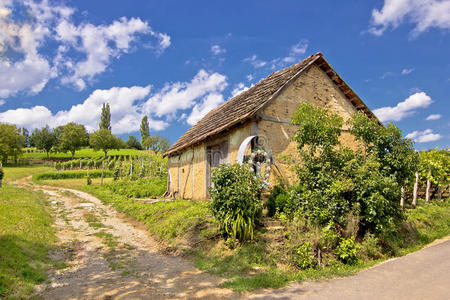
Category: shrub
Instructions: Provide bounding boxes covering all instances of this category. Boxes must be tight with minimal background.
[335,237,360,265]
[320,222,340,251]
[105,177,166,198]
[86,175,92,185]
[267,183,291,217]
[296,241,317,269]
[361,233,382,259]
[113,167,120,181]
[209,163,262,241]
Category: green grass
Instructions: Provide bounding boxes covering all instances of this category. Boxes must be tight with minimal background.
[93,231,118,248]
[84,213,106,229]
[43,178,114,188]
[3,165,52,183]
[0,184,56,298]
[22,148,150,160]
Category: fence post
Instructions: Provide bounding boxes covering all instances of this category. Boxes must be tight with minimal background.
[413,171,418,207]
[400,186,405,208]
[425,166,431,203]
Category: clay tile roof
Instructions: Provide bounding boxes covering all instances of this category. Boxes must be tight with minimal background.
[164,53,377,156]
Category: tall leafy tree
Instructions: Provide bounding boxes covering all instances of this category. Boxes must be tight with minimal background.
[99,103,111,131]
[31,125,57,159]
[125,136,142,150]
[140,116,150,145]
[0,123,25,163]
[89,129,122,157]
[143,135,170,153]
[58,122,89,159]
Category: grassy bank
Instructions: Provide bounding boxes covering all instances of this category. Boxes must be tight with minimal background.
[0,184,57,298]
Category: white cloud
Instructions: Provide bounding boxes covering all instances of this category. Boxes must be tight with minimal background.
[246,74,254,82]
[0,86,168,134]
[426,114,442,120]
[211,44,226,55]
[144,69,227,118]
[369,0,450,36]
[279,40,309,64]
[401,68,414,75]
[0,0,170,96]
[373,92,432,122]
[244,54,267,68]
[231,82,250,97]
[406,129,442,143]
[0,100,5,106]
[187,93,224,125]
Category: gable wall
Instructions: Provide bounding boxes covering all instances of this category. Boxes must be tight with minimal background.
[259,64,359,184]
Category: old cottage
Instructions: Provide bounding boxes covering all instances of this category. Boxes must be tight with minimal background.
[163,53,377,200]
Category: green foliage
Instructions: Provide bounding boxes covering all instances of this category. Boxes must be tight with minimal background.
[140,116,150,144]
[418,149,450,187]
[89,129,122,157]
[99,103,111,131]
[290,104,415,234]
[361,233,382,259]
[30,125,57,158]
[0,165,3,182]
[335,237,360,265]
[34,170,113,180]
[113,167,120,181]
[104,177,166,198]
[296,241,317,269]
[57,122,89,159]
[0,123,25,163]
[267,183,292,217]
[209,164,262,241]
[143,135,171,153]
[320,222,340,250]
[86,175,92,185]
[125,136,142,150]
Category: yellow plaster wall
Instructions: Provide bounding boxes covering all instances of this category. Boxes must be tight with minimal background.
[260,64,359,184]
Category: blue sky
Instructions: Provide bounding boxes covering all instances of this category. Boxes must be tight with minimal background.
[0,0,448,150]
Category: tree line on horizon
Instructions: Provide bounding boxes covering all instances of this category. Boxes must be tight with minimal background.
[0,103,170,163]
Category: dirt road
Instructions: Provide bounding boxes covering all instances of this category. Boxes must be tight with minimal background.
[18,179,238,300]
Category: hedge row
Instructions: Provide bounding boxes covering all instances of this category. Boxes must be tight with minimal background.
[34,170,113,180]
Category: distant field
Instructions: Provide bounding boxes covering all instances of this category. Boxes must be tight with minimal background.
[3,165,53,183]
[21,148,151,160]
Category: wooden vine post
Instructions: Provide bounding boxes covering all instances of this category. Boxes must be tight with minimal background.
[425,166,431,203]
[400,186,405,208]
[413,171,419,207]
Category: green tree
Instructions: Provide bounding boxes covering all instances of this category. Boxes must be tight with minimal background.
[143,135,170,153]
[290,103,416,234]
[140,116,150,145]
[418,149,450,200]
[58,122,89,159]
[99,103,111,131]
[89,129,122,157]
[31,125,57,159]
[125,136,142,150]
[0,123,25,163]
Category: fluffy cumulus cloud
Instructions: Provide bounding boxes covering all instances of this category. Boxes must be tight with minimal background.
[369,0,450,36]
[0,0,170,96]
[231,82,250,97]
[0,99,5,106]
[0,69,229,133]
[406,129,442,143]
[244,54,267,68]
[0,86,169,134]
[187,93,224,125]
[426,114,442,120]
[211,44,226,55]
[373,92,432,122]
[144,69,227,118]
